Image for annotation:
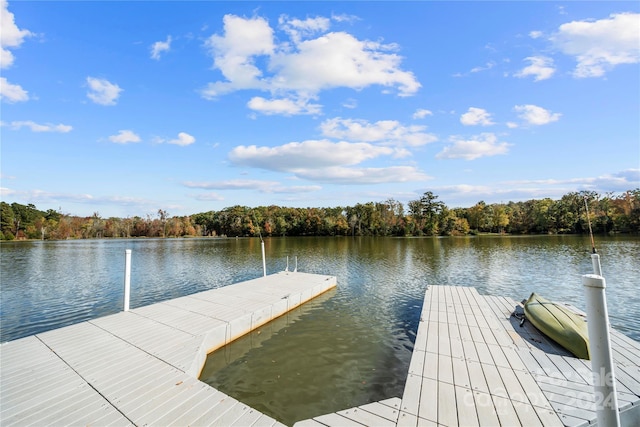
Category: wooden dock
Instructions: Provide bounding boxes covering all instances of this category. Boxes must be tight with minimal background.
[0,271,336,426]
[295,286,640,427]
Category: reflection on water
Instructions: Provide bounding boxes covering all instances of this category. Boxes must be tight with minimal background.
[200,288,412,425]
[199,235,640,425]
[1,236,639,424]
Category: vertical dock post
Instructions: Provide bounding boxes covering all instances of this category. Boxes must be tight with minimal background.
[124,249,131,311]
[285,256,289,272]
[261,240,266,277]
[592,253,602,276]
[583,273,620,427]
[294,256,297,273]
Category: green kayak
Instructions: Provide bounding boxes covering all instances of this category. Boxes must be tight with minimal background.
[523,292,590,360]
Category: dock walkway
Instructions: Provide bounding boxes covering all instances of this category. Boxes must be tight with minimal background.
[1,271,336,426]
[3,280,640,426]
[296,286,640,427]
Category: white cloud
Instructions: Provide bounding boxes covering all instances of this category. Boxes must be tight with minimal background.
[433,169,640,207]
[460,107,495,126]
[320,117,437,147]
[270,185,323,194]
[168,132,195,146]
[1,0,32,69]
[278,15,331,43]
[342,98,358,109]
[203,14,274,97]
[437,133,511,160]
[229,139,393,172]
[227,137,431,185]
[515,56,555,81]
[0,187,160,214]
[614,168,640,184]
[501,169,640,195]
[86,77,122,106]
[6,120,72,132]
[184,179,321,194]
[0,76,28,103]
[150,36,172,60]
[412,108,433,119]
[551,12,640,78]
[297,166,430,184]
[108,130,141,144]
[185,179,278,190]
[453,61,496,77]
[514,104,561,125]
[193,192,225,202]
[247,96,322,116]
[202,14,420,114]
[270,32,419,96]
[529,31,543,39]
[470,61,496,73]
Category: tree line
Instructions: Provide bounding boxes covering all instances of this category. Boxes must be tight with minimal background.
[1,189,639,241]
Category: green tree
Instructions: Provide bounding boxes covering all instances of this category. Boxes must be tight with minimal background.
[0,202,16,239]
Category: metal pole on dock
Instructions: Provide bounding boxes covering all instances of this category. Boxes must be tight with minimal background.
[124,249,131,311]
[591,253,602,276]
[582,273,620,427]
[261,240,266,277]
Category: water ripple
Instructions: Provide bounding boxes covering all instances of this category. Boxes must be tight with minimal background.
[1,236,638,425]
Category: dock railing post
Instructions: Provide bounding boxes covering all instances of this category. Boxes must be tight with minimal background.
[582,273,620,427]
[591,253,602,276]
[261,239,266,277]
[124,249,131,311]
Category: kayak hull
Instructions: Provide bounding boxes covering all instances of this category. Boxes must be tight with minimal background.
[524,292,590,360]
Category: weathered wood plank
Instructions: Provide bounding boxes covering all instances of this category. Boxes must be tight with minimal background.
[466,359,490,394]
[417,377,438,422]
[395,411,419,427]
[400,373,422,416]
[312,412,365,427]
[437,380,457,426]
[473,391,500,426]
[293,419,327,427]
[455,385,479,426]
[359,399,401,422]
[512,369,554,411]
[337,406,396,426]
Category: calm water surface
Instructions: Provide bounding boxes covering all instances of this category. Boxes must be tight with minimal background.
[1,236,638,425]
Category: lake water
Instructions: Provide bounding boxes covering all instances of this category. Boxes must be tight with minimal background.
[1,236,638,425]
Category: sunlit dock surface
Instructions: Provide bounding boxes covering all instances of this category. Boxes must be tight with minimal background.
[295,286,640,427]
[2,281,639,426]
[0,271,336,426]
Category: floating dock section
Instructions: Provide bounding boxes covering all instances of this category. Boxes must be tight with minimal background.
[295,285,640,427]
[3,280,639,426]
[0,271,336,426]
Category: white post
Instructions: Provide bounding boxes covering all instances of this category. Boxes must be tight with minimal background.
[285,256,289,272]
[582,273,620,427]
[591,253,602,276]
[261,240,266,277]
[294,256,297,273]
[124,249,131,312]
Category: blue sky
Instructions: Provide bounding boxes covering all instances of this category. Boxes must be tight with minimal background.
[1,1,639,218]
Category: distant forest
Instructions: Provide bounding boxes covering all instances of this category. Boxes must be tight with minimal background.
[1,189,639,241]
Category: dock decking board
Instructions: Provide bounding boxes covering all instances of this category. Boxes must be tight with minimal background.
[1,271,335,427]
[295,285,640,427]
[4,276,640,426]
